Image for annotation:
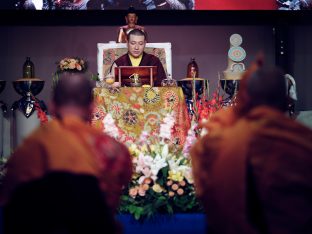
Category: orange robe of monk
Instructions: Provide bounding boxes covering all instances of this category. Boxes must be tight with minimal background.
[191,106,312,234]
[0,116,132,213]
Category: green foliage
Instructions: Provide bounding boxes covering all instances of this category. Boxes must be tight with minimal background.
[0,157,8,186]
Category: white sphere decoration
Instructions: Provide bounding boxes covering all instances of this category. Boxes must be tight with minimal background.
[230,34,243,47]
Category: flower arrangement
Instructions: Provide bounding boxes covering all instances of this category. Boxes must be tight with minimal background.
[57,57,87,73]
[118,112,203,221]
[184,82,227,138]
[53,57,99,88]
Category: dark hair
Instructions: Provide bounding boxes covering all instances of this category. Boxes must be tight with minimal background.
[4,172,116,234]
[246,67,287,112]
[127,28,146,42]
[52,72,94,108]
[127,6,136,15]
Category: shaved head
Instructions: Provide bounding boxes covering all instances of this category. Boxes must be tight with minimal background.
[51,72,94,121]
[246,67,287,111]
[236,59,287,116]
[127,28,146,42]
[53,72,94,108]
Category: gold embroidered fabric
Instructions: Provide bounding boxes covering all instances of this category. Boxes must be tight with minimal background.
[92,87,190,145]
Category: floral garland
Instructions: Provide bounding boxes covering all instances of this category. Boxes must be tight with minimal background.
[196,91,224,124]
[29,93,48,125]
[34,100,48,124]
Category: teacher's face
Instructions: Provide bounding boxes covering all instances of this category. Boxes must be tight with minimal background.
[127,34,146,58]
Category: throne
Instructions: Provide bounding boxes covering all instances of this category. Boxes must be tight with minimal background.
[97,42,172,84]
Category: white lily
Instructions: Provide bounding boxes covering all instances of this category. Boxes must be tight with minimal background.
[161,143,169,158]
[103,113,119,139]
[150,154,168,182]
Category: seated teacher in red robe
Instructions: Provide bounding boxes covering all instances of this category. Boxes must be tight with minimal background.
[111,29,167,87]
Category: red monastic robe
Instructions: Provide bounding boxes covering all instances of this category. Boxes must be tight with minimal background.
[114,52,167,86]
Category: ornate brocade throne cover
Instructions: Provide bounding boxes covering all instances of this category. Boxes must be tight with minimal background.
[97,42,172,80]
[92,87,190,146]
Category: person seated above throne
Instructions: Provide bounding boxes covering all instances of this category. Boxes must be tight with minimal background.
[110,29,167,87]
[117,6,145,43]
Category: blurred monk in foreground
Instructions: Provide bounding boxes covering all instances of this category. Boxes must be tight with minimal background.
[0,72,132,234]
[191,58,312,234]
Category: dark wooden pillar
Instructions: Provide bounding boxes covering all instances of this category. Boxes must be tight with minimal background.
[274,24,291,74]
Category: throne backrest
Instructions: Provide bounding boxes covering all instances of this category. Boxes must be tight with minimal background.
[97,42,172,79]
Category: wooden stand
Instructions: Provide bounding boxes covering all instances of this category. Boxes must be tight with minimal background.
[115,66,157,87]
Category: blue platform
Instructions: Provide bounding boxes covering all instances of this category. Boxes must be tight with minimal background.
[0,207,206,234]
[117,213,207,234]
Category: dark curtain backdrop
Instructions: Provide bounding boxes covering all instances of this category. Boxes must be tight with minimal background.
[0,25,311,111]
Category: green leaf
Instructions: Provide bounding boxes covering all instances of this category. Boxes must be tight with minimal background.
[134,212,141,220]
[154,196,167,208]
[133,207,144,220]
[128,205,137,214]
[157,166,169,186]
[120,195,130,201]
[166,204,173,214]
[91,73,100,81]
